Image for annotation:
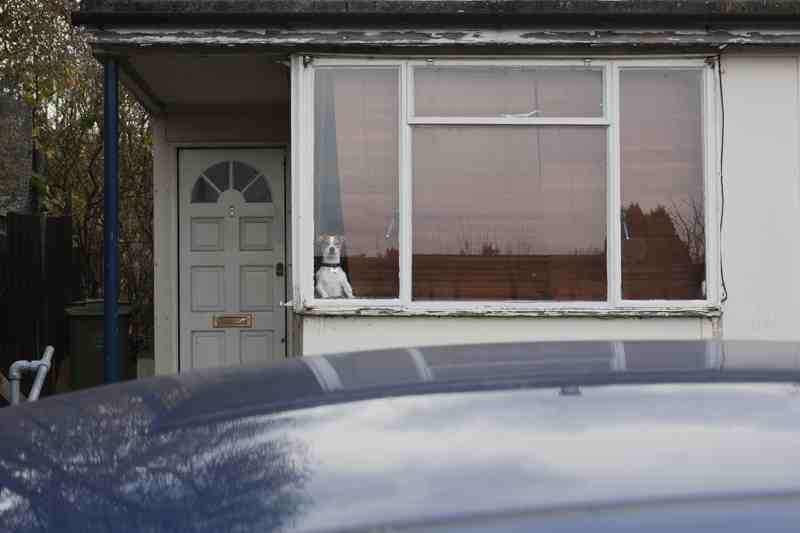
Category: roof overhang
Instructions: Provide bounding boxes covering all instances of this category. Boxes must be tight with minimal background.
[86,25,800,55]
[73,1,800,115]
[72,0,800,27]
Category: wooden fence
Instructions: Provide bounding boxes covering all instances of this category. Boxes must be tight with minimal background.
[0,213,74,404]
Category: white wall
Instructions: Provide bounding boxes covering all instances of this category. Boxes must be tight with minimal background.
[720,54,800,340]
[302,316,713,355]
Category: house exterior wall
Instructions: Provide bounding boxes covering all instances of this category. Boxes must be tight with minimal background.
[151,51,800,373]
[301,316,713,356]
[719,54,800,341]
[152,109,290,374]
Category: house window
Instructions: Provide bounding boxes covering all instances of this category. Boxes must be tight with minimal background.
[620,70,706,300]
[412,126,607,301]
[298,59,715,310]
[313,68,400,298]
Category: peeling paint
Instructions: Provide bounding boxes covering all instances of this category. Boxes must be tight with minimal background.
[296,306,722,319]
[87,26,800,49]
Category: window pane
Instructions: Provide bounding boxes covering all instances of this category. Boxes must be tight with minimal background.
[191,177,219,203]
[204,161,230,192]
[233,160,259,192]
[414,67,603,118]
[620,69,705,300]
[413,126,607,301]
[243,176,271,203]
[314,68,399,299]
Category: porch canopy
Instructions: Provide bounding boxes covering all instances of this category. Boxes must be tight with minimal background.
[72,0,800,381]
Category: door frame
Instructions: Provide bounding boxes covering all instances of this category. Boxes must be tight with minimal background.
[175,144,291,372]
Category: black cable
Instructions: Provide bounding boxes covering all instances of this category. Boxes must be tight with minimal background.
[717,55,728,303]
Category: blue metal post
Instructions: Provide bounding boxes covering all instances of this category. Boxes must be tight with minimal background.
[103,58,121,383]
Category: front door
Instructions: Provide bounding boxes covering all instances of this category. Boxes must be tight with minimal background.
[179,148,286,370]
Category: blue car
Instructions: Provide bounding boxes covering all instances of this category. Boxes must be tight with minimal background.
[2,341,800,532]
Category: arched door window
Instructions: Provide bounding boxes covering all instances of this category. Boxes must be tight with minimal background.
[191,161,272,204]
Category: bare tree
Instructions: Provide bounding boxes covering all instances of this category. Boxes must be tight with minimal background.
[669,197,705,265]
[2,0,155,357]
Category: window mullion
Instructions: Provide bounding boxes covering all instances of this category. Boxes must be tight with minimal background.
[400,62,413,304]
[608,62,622,307]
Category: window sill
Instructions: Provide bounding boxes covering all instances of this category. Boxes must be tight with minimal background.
[295,304,722,319]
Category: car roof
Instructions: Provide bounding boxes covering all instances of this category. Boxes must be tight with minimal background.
[3,340,800,532]
[7,340,800,427]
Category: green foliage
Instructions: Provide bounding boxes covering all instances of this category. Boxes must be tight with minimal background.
[30,172,48,195]
[1,0,155,355]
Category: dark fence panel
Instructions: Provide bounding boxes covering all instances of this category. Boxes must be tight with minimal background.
[1,213,74,401]
[5,213,43,361]
[44,216,73,389]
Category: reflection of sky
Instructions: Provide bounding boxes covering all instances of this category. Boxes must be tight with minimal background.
[281,383,800,531]
[315,67,704,257]
[5,343,800,531]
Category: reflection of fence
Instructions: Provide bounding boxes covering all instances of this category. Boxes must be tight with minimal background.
[347,251,703,301]
[412,254,607,300]
[0,213,74,403]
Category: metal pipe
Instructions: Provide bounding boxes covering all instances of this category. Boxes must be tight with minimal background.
[28,346,54,402]
[9,360,28,406]
[103,58,121,384]
[8,346,54,405]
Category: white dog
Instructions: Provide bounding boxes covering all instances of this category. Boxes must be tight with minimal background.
[315,235,354,299]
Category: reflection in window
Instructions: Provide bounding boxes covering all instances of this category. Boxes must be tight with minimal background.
[413,126,607,301]
[204,161,230,192]
[190,161,272,204]
[414,67,604,118]
[191,177,219,203]
[620,70,705,300]
[233,161,260,192]
[314,68,400,298]
[243,176,271,203]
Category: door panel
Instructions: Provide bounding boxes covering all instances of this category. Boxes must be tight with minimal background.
[190,266,225,311]
[190,218,225,251]
[241,330,274,365]
[239,217,273,250]
[192,331,226,370]
[179,148,286,371]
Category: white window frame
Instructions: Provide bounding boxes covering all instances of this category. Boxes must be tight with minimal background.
[291,56,719,316]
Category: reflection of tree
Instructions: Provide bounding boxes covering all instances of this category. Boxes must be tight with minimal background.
[0,384,311,532]
[669,198,705,265]
[623,201,704,265]
[621,202,704,299]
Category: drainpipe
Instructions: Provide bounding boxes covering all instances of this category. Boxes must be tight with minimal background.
[9,346,54,405]
[103,58,121,384]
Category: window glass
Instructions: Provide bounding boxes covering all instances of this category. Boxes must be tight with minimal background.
[243,176,271,203]
[314,68,400,299]
[414,67,603,118]
[204,161,230,192]
[620,69,705,300]
[413,126,607,301]
[191,177,219,203]
[233,161,260,192]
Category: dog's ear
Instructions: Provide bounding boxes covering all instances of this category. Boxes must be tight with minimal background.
[317,234,328,244]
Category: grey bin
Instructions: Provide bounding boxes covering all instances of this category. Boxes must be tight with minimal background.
[65,300,133,390]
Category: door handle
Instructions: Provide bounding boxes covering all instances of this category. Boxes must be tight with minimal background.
[276,262,284,277]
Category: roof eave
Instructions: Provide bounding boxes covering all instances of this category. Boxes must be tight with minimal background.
[70,0,800,28]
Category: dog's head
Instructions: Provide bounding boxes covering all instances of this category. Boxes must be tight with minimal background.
[318,234,344,265]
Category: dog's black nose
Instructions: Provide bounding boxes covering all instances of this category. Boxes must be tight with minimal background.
[328,246,335,253]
